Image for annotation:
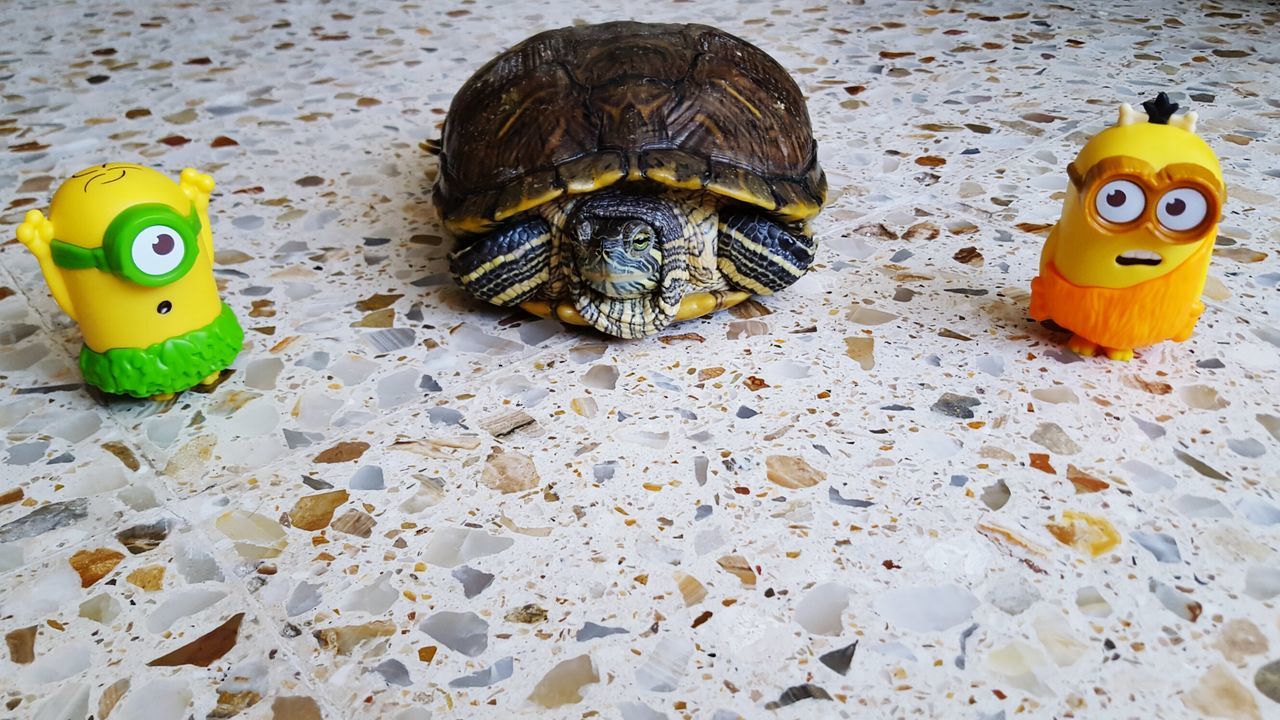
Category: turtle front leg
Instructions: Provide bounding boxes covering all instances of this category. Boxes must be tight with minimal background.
[450,216,552,306]
[716,211,816,295]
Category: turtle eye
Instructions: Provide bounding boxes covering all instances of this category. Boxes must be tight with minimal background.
[1094,179,1145,224]
[626,222,653,250]
[131,225,186,276]
[1156,187,1208,232]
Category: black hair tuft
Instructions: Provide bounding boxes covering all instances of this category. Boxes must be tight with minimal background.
[1142,92,1180,125]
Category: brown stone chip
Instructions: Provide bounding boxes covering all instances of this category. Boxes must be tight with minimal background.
[314,441,369,463]
[5,626,36,664]
[70,547,125,587]
[148,613,245,667]
[101,441,140,471]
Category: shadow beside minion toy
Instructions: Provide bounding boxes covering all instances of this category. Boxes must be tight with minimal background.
[1031,93,1225,361]
[16,163,244,399]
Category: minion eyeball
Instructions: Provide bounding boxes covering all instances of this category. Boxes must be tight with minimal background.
[15,163,244,399]
[1030,93,1226,362]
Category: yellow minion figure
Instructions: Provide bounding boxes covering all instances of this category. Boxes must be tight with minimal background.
[1030,93,1225,361]
[16,163,243,399]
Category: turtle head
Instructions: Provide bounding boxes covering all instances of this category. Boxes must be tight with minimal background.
[569,195,676,299]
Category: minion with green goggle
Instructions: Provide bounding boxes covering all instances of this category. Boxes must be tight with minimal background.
[17,163,244,400]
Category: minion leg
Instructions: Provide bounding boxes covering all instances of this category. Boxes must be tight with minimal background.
[1067,335,1099,357]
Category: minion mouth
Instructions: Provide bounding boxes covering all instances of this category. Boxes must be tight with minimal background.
[1116,250,1162,267]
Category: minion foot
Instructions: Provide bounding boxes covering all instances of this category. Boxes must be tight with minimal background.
[1103,347,1134,362]
[151,392,176,402]
[1066,335,1099,357]
[198,371,222,386]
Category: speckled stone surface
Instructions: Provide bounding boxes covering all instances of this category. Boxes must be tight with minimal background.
[2,1,1279,718]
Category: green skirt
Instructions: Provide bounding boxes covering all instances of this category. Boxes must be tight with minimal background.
[80,303,244,398]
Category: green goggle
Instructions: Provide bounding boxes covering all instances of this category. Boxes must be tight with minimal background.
[50,203,201,287]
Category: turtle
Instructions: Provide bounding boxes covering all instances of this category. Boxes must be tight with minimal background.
[429,21,826,338]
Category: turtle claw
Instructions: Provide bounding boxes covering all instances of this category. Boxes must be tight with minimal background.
[672,290,751,321]
[524,291,753,329]
[519,300,588,326]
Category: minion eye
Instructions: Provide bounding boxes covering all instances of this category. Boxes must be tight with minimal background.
[132,225,186,276]
[1094,180,1145,224]
[1156,188,1208,232]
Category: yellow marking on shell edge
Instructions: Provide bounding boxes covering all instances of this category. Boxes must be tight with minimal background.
[447,216,495,236]
[775,200,819,223]
[708,179,777,212]
[494,186,564,222]
[644,165,705,191]
[565,169,625,194]
[717,80,762,119]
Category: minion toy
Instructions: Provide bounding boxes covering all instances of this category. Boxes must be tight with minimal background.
[1030,93,1225,361]
[16,163,244,399]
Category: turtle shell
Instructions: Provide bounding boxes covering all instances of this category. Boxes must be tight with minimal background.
[432,21,826,238]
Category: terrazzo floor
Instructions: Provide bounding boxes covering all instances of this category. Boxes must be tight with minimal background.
[2,0,1279,718]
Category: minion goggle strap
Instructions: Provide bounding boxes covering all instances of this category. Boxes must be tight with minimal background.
[49,203,201,287]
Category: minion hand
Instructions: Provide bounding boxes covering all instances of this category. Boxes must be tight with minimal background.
[16,209,76,320]
[16,209,54,254]
[180,168,216,257]
[179,168,215,209]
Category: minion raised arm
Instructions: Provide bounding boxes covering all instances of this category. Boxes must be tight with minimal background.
[179,167,216,260]
[16,209,77,321]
